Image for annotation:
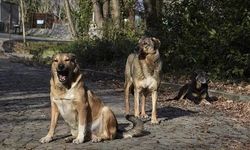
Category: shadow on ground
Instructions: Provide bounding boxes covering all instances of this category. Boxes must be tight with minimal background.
[142,106,198,123]
[158,106,198,120]
[0,96,50,113]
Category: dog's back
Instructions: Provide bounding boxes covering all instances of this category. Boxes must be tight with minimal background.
[125,53,137,81]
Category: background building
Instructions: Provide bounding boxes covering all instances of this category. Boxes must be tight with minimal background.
[0,0,19,32]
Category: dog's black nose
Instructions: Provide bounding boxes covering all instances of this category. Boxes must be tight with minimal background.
[58,64,65,70]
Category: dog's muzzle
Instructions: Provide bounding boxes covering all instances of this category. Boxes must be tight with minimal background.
[57,64,69,83]
[146,48,156,54]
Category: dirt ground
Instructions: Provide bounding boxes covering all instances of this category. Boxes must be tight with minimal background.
[0,56,249,150]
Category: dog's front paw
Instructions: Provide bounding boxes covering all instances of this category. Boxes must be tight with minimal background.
[72,137,84,144]
[40,135,53,143]
[200,100,211,105]
[151,119,160,125]
[134,114,140,118]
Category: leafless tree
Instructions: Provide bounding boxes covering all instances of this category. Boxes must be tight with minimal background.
[143,0,162,32]
[103,0,110,20]
[20,0,26,44]
[64,0,77,38]
[111,0,121,28]
[91,0,122,28]
[91,0,104,28]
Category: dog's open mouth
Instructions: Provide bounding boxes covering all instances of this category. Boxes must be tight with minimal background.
[57,70,69,83]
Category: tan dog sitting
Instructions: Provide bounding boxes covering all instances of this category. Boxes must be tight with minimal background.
[124,37,162,124]
[40,53,143,144]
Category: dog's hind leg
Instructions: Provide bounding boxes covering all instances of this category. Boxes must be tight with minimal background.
[64,128,78,142]
[168,84,189,101]
[91,107,117,142]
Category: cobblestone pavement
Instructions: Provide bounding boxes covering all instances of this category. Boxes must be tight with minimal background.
[0,56,249,150]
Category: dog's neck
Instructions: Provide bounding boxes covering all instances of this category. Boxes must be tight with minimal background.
[139,49,159,61]
[145,50,160,64]
[138,50,160,78]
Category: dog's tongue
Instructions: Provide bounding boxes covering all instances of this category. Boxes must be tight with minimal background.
[59,75,66,81]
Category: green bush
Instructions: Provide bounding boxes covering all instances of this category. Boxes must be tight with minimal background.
[160,0,250,80]
[26,35,138,69]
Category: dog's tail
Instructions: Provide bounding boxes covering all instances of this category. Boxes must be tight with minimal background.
[118,115,144,138]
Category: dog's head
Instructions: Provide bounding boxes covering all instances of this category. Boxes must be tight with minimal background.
[51,53,79,85]
[191,70,209,86]
[138,37,161,55]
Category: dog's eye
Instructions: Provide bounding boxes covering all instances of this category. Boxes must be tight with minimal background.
[65,58,70,62]
[54,59,58,62]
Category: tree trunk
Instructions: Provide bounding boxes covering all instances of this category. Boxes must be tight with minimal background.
[103,0,110,20]
[111,0,121,28]
[143,0,163,36]
[91,0,104,28]
[128,6,135,30]
[64,0,77,38]
[144,0,156,29]
[20,0,26,44]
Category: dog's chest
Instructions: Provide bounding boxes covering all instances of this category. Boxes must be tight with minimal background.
[52,89,78,128]
[139,76,157,90]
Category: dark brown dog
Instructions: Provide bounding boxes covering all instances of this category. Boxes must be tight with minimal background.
[40,53,143,144]
[124,37,162,124]
[169,70,217,104]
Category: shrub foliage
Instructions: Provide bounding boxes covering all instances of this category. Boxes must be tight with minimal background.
[26,0,249,81]
[161,0,249,79]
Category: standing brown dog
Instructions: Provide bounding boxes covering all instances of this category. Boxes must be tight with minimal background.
[124,37,162,124]
[40,53,143,144]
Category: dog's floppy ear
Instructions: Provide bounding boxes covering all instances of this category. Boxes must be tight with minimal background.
[152,37,161,49]
[51,53,57,63]
[191,70,198,81]
[68,53,76,62]
[137,37,147,59]
[68,53,79,74]
[139,37,146,45]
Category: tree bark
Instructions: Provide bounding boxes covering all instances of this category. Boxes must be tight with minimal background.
[103,0,110,20]
[143,0,163,35]
[156,0,163,18]
[144,0,156,29]
[64,0,77,38]
[128,6,135,30]
[91,0,104,28]
[111,0,121,28]
[20,0,26,44]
